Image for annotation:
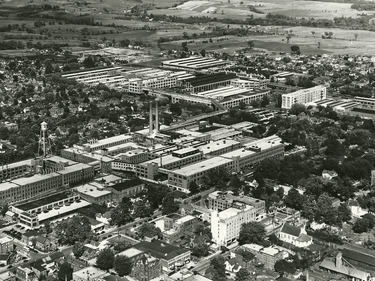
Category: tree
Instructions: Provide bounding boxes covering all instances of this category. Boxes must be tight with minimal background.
[188,181,200,194]
[108,111,119,123]
[57,261,73,281]
[45,60,54,74]
[68,133,80,147]
[284,188,305,210]
[311,31,315,37]
[114,241,132,253]
[96,248,115,271]
[138,223,162,239]
[133,200,153,218]
[247,41,254,49]
[55,216,93,245]
[238,221,266,245]
[260,95,270,107]
[289,103,306,116]
[235,268,253,281]
[170,102,182,116]
[192,243,209,257]
[146,184,170,209]
[290,45,300,54]
[338,203,352,223]
[113,255,132,277]
[354,33,358,41]
[353,218,370,233]
[286,35,291,43]
[161,194,180,215]
[210,256,226,277]
[200,49,206,57]
[0,204,9,217]
[73,242,85,259]
[120,39,130,47]
[110,197,133,227]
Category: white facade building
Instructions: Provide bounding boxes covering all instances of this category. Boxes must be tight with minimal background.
[211,204,256,246]
[281,85,326,109]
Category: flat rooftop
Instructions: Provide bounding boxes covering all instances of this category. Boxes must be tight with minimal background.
[10,171,61,186]
[0,181,20,192]
[44,155,77,166]
[220,148,256,159]
[118,248,144,258]
[170,157,233,177]
[56,163,93,175]
[243,135,283,151]
[76,183,111,198]
[93,142,144,154]
[195,86,250,99]
[218,206,252,219]
[109,178,144,191]
[282,85,325,97]
[198,139,240,155]
[175,215,195,225]
[62,148,114,163]
[82,135,133,151]
[38,200,92,222]
[14,192,72,211]
[0,159,31,172]
[73,266,107,280]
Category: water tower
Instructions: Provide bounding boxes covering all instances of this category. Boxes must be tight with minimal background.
[38,121,51,158]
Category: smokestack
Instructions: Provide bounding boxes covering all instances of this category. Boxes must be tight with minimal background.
[149,102,153,134]
[155,100,159,133]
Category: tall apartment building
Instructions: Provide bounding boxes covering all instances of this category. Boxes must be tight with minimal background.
[281,85,326,109]
[211,203,256,246]
[208,191,266,221]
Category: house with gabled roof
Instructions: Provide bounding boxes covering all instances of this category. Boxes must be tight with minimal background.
[278,222,312,248]
[225,257,242,273]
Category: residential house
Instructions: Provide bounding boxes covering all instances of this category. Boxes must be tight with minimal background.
[322,170,338,180]
[225,257,242,273]
[35,236,52,252]
[278,223,313,248]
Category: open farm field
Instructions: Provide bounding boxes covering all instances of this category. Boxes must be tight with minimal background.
[160,35,330,55]
[158,0,363,20]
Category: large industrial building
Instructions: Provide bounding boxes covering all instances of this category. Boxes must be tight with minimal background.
[182,73,237,93]
[0,162,94,204]
[281,85,327,109]
[166,156,235,192]
[161,56,229,71]
[192,86,270,108]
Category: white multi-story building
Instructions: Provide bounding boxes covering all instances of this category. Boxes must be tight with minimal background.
[281,85,326,109]
[211,203,256,246]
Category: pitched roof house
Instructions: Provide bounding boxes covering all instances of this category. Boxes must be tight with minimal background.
[278,223,312,248]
